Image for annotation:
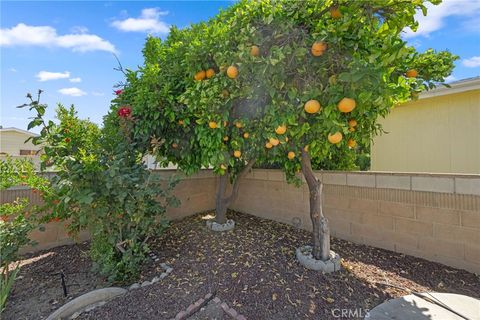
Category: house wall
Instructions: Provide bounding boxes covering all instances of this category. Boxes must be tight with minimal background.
[3,169,479,274]
[0,130,40,155]
[371,89,480,174]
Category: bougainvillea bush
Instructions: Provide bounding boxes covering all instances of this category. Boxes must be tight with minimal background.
[0,157,51,312]
[114,0,456,261]
[19,92,178,282]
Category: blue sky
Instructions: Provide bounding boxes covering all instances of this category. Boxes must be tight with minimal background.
[1,0,479,133]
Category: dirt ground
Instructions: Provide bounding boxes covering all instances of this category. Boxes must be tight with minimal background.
[3,243,108,320]
[5,211,480,320]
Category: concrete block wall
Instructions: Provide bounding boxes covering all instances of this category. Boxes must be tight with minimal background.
[231,170,480,274]
[1,170,217,253]
[3,169,479,273]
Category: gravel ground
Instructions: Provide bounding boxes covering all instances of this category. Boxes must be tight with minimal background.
[79,211,480,320]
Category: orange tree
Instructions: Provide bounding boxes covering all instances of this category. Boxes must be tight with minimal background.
[117,0,456,260]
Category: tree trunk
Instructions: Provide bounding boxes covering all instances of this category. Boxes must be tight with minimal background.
[215,173,229,224]
[214,158,256,225]
[301,149,330,261]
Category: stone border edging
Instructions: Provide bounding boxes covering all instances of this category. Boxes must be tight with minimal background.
[296,246,341,273]
[46,287,127,320]
[206,219,235,232]
[129,263,173,290]
[171,293,247,320]
[48,261,173,319]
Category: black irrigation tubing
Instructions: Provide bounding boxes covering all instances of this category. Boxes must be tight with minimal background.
[376,282,472,320]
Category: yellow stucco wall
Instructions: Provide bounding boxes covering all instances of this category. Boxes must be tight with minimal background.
[371,89,480,174]
[0,130,40,155]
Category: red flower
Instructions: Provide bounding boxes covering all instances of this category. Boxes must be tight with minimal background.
[117,106,132,118]
[115,89,123,95]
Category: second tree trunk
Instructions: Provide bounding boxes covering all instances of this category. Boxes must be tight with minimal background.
[301,149,330,261]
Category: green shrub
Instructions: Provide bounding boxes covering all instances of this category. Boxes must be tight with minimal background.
[0,157,51,312]
[20,92,178,282]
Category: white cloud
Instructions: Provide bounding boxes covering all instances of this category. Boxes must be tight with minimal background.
[69,77,82,83]
[9,68,17,72]
[36,71,70,81]
[462,56,480,68]
[91,91,105,96]
[71,26,89,34]
[404,0,480,38]
[0,23,117,53]
[58,87,87,97]
[444,75,456,83]
[111,8,169,33]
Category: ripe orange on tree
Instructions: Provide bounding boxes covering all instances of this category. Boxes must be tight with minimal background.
[206,68,215,79]
[347,139,357,148]
[172,143,178,149]
[269,137,280,146]
[208,121,218,129]
[227,66,238,79]
[265,142,273,149]
[235,121,243,128]
[275,125,287,135]
[328,132,343,144]
[287,151,295,160]
[406,69,418,78]
[194,70,206,81]
[311,41,327,56]
[304,99,321,114]
[178,119,184,125]
[348,119,357,128]
[234,150,241,158]
[243,132,249,139]
[250,45,260,57]
[223,136,229,141]
[330,7,342,19]
[337,98,356,113]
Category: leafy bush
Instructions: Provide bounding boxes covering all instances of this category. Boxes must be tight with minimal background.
[20,92,178,282]
[0,157,51,312]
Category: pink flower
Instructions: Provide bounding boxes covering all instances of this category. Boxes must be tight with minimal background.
[117,106,132,118]
[115,89,123,95]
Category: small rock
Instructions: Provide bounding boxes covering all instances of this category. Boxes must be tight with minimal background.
[155,258,160,262]
[69,311,81,319]
[160,263,168,269]
[194,298,205,308]
[151,276,160,283]
[220,302,229,312]
[204,293,213,300]
[160,272,168,279]
[226,308,238,318]
[166,267,173,274]
[129,283,140,290]
[213,297,221,303]
[186,304,196,314]
[175,311,187,320]
[141,281,151,287]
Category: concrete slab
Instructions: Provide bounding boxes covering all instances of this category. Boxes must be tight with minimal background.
[366,292,480,320]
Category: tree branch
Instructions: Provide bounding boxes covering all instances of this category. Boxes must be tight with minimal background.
[224,158,256,206]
